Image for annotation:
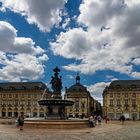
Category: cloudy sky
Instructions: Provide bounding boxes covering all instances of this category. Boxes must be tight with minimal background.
[0,0,140,103]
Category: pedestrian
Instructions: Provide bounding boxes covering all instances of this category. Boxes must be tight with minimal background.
[97,115,102,125]
[119,115,125,125]
[15,116,19,127]
[88,115,95,127]
[105,116,109,124]
[18,114,24,130]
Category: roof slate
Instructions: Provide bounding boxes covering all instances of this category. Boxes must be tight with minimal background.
[0,82,47,90]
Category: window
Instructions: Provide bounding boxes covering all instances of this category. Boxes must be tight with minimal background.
[82,103,85,108]
[22,86,26,90]
[8,100,12,105]
[125,94,128,98]
[33,101,37,107]
[125,108,129,111]
[34,86,39,90]
[117,93,121,98]
[132,99,136,110]
[125,99,129,106]
[132,99,136,106]
[15,94,18,98]
[34,94,37,98]
[27,100,31,106]
[75,98,79,112]
[1,101,4,105]
[125,99,129,111]
[3,94,6,98]
[20,100,24,106]
[132,93,136,98]
[15,100,18,106]
[117,99,121,106]
[109,99,114,106]
[110,94,113,98]
[116,85,121,88]
[28,94,31,98]
[69,106,72,112]
[9,94,12,98]
[131,85,136,88]
[21,94,24,98]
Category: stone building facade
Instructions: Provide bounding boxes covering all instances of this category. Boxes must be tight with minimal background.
[103,80,140,120]
[0,82,50,118]
[64,75,98,118]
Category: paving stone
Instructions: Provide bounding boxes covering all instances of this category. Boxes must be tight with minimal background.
[0,121,140,140]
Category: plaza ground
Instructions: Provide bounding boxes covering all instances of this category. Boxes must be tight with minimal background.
[0,120,140,140]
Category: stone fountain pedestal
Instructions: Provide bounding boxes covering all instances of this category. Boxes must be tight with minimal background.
[38,99,74,120]
[38,67,74,120]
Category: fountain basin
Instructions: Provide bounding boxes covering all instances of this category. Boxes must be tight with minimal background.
[24,118,89,129]
[38,99,74,120]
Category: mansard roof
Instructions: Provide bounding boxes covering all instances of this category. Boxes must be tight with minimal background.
[65,74,91,97]
[66,74,89,93]
[66,84,90,97]
[108,80,140,89]
[67,83,88,92]
[0,82,47,90]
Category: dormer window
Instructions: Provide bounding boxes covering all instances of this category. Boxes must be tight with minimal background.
[131,85,136,88]
[22,86,26,90]
[116,84,121,89]
[79,88,82,92]
[9,86,14,90]
[34,86,39,90]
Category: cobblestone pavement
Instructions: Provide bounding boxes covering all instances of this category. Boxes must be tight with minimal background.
[0,121,140,140]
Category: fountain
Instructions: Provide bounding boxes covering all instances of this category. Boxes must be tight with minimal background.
[24,67,89,129]
[38,67,74,119]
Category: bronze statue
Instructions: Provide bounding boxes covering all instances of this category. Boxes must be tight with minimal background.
[50,67,62,93]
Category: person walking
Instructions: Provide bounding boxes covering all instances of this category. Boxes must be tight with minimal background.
[119,115,125,125]
[105,116,109,124]
[97,115,102,125]
[15,116,19,127]
[18,114,24,130]
[88,115,95,127]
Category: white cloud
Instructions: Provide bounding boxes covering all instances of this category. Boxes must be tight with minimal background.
[62,17,70,29]
[0,21,48,81]
[106,75,114,79]
[0,0,67,31]
[78,0,125,28]
[0,21,44,54]
[38,54,49,61]
[105,75,118,81]
[132,58,140,65]
[125,0,140,7]
[87,82,110,104]
[131,71,140,79]
[50,0,140,78]
[50,28,91,59]
[66,74,75,80]
[0,54,45,81]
